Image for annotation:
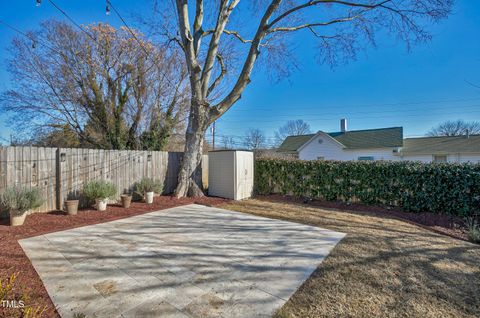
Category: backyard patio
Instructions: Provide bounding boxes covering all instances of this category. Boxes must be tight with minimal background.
[19,204,344,317]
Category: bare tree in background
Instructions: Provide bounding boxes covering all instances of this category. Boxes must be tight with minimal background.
[156,0,453,197]
[244,128,266,150]
[220,135,236,149]
[1,20,188,150]
[428,120,480,136]
[274,119,311,145]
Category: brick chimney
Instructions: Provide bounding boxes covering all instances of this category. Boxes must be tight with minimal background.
[340,118,348,132]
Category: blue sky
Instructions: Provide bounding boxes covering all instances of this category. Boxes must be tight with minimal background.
[0,0,479,147]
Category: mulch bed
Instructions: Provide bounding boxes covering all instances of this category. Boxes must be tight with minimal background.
[0,196,229,318]
[257,194,472,243]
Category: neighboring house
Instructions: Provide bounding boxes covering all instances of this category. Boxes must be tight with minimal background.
[277,119,480,163]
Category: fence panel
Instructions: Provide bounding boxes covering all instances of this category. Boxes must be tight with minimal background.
[0,146,210,213]
[0,146,57,212]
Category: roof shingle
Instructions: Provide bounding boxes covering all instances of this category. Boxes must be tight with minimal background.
[402,135,480,154]
[277,127,403,152]
[328,127,403,149]
[277,134,315,152]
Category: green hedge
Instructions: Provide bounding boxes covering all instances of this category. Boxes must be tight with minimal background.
[255,159,480,217]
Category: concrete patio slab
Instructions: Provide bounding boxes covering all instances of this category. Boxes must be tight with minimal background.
[19,204,345,318]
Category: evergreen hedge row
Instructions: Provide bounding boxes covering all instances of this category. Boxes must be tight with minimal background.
[255,158,480,217]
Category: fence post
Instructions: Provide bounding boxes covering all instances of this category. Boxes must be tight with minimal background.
[55,148,62,211]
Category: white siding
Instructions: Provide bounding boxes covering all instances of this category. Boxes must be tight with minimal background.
[459,153,480,163]
[401,153,480,163]
[298,133,400,161]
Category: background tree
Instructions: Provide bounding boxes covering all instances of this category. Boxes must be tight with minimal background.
[274,119,312,146]
[427,120,480,136]
[152,0,452,197]
[1,20,188,150]
[244,128,266,150]
[220,135,236,149]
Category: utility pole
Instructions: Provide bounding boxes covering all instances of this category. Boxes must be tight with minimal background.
[211,121,216,150]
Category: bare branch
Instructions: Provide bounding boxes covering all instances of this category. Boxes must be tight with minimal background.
[193,0,204,56]
[267,14,363,33]
[207,54,227,97]
[210,0,283,122]
[200,0,240,99]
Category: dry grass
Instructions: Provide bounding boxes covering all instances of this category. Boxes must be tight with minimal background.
[220,198,480,318]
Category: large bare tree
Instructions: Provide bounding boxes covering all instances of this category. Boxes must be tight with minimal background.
[149,1,451,196]
[1,20,188,150]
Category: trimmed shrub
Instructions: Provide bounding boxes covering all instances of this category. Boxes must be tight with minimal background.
[134,178,163,195]
[255,159,480,217]
[0,187,44,216]
[83,180,117,202]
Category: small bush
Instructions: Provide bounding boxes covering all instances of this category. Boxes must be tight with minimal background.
[466,217,480,243]
[0,187,44,216]
[134,178,163,195]
[83,180,117,202]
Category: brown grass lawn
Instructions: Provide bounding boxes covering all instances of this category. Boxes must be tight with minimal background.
[220,198,480,318]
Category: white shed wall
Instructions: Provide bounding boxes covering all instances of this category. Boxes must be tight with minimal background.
[208,151,235,199]
[208,151,254,200]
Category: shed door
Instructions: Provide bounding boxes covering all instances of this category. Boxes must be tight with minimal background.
[237,152,253,200]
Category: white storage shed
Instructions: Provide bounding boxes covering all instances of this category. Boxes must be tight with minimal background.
[208,150,254,200]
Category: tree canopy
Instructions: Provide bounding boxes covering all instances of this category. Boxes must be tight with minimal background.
[1,20,189,150]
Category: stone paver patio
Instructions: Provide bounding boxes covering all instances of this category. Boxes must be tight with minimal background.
[19,204,345,318]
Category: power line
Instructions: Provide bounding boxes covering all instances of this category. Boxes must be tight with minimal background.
[2,0,181,99]
[217,108,480,124]
[106,0,148,55]
[229,97,480,113]
[5,0,180,93]
[226,102,480,118]
[105,0,178,90]
[0,19,64,56]
[47,0,97,42]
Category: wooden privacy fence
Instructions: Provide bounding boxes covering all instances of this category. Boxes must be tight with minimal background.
[0,147,208,213]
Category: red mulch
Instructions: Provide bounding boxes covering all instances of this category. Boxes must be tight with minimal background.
[256,195,473,243]
[0,196,229,318]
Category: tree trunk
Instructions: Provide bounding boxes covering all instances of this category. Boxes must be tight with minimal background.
[174,100,208,197]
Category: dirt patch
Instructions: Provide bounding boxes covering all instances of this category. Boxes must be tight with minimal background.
[259,194,473,243]
[221,198,480,318]
[0,195,229,318]
[93,280,117,297]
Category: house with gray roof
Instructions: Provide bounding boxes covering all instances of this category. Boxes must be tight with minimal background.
[277,119,480,163]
